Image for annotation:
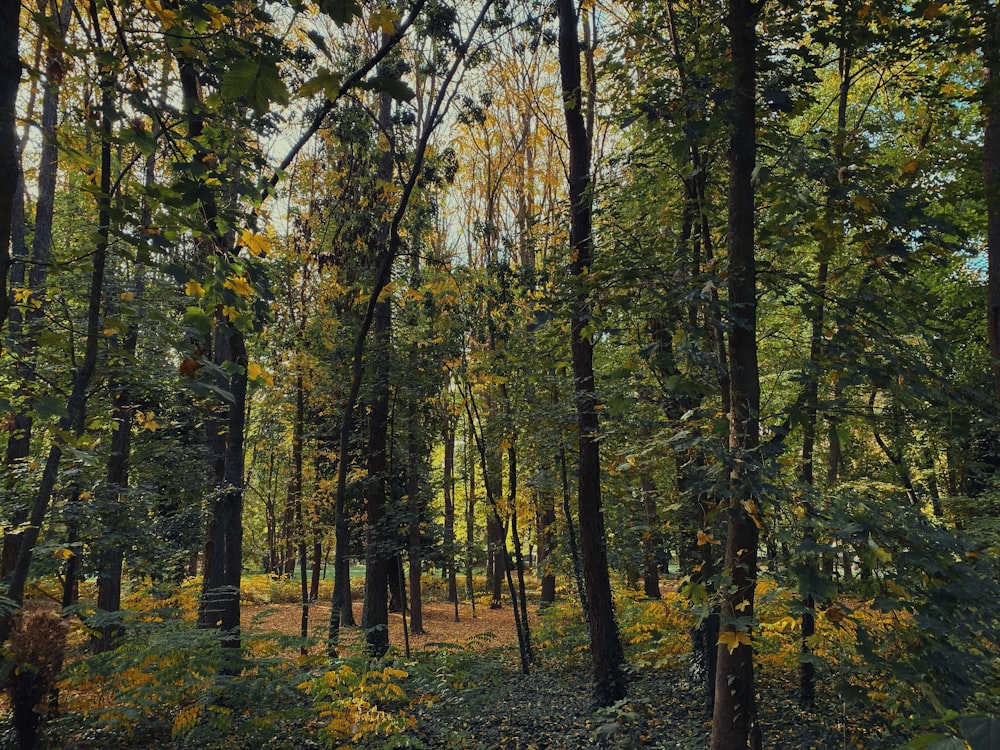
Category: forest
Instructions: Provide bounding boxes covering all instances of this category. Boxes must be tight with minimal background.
[1,0,999,748]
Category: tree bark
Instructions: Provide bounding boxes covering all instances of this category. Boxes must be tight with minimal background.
[986,1,1000,398]
[538,487,557,607]
[557,0,626,707]
[711,1,763,748]
[1,0,111,637]
[359,81,395,659]
[0,0,20,329]
[442,418,459,611]
[2,0,72,578]
[406,398,424,636]
[640,475,661,599]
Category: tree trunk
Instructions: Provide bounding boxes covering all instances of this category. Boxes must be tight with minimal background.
[986,1,1000,398]
[538,487,557,607]
[2,0,71,577]
[0,0,20,329]
[487,515,504,608]
[359,81,395,659]
[443,419,459,611]
[711,1,763,749]
[640,475,661,599]
[406,399,424,636]
[557,0,626,707]
[362,289,392,658]
[1,3,111,636]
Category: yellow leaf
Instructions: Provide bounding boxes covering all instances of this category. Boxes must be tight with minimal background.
[697,530,718,546]
[901,159,919,174]
[717,630,751,654]
[120,291,136,302]
[238,229,270,258]
[247,362,274,387]
[223,275,254,297]
[143,0,177,28]
[185,279,205,297]
[12,287,31,303]
[137,411,161,432]
[204,3,229,29]
[922,1,945,18]
[851,195,875,213]
[56,547,73,560]
[222,304,238,322]
[368,7,399,34]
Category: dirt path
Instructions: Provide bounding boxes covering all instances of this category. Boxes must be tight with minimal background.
[242,598,531,654]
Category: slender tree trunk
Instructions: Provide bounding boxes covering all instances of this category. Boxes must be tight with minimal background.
[711,2,763,748]
[406,399,424,635]
[557,0,626,707]
[443,419,459,611]
[986,1,1000,398]
[327,0,493,656]
[464,419,477,617]
[559,444,587,615]
[640,475,661,599]
[0,0,20,328]
[310,539,322,601]
[2,0,72,577]
[292,372,309,651]
[507,435,532,661]
[538,487,557,607]
[1,3,112,637]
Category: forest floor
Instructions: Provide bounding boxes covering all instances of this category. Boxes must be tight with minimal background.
[4,591,910,749]
[241,599,906,750]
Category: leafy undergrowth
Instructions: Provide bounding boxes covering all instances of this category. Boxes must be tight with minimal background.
[2,575,993,749]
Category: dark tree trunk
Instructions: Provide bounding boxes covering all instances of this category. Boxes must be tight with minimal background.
[310,539,322,601]
[362,292,392,658]
[443,419,459,611]
[0,0,20,329]
[986,2,1000,398]
[2,0,71,578]
[711,1,763,749]
[282,495,296,576]
[640,475,661,599]
[538,488,557,607]
[487,515,504,608]
[557,0,626,708]
[359,82,395,659]
[559,443,587,614]
[292,373,309,651]
[464,423,477,615]
[1,2,111,637]
[173,44,247,652]
[406,399,424,636]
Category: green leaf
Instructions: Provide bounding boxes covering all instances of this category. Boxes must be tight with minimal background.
[219,59,259,101]
[360,74,415,103]
[960,716,1000,750]
[35,395,68,420]
[317,0,361,25]
[220,58,289,117]
[299,68,342,99]
[183,306,211,335]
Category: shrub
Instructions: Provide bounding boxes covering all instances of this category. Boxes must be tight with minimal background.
[6,608,68,749]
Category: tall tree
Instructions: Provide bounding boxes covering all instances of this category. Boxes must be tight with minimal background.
[556,0,626,707]
[0,0,20,328]
[710,0,763,748]
[986,0,1000,398]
